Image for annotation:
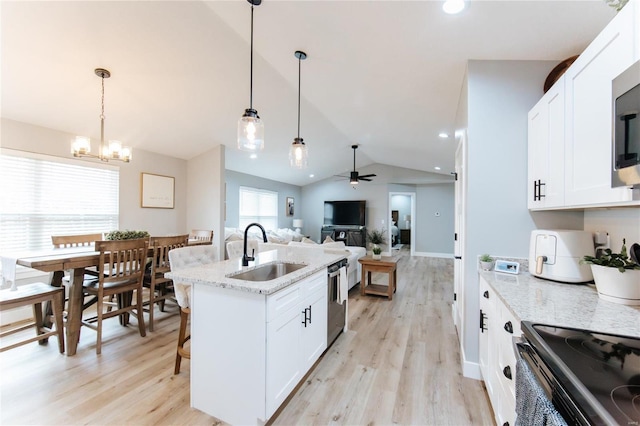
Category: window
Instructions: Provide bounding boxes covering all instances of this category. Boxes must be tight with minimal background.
[238,186,277,231]
[0,149,119,253]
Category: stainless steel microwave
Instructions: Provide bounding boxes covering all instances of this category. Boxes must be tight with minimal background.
[612,59,640,187]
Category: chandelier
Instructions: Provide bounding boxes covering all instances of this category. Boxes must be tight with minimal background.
[71,68,132,162]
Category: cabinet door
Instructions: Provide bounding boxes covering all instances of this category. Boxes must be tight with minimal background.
[301,286,328,371]
[528,80,566,210]
[564,5,636,206]
[266,304,303,417]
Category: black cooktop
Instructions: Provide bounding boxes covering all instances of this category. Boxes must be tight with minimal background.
[523,322,640,425]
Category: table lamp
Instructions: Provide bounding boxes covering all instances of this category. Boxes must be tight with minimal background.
[293,219,304,234]
[404,215,411,229]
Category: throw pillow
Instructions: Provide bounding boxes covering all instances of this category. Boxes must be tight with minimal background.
[323,236,335,243]
[301,237,317,244]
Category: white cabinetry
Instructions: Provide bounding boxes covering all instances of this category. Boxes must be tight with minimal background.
[564,3,637,206]
[528,78,565,209]
[527,2,639,210]
[479,276,521,426]
[191,269,328,425]
[266,271,327,416]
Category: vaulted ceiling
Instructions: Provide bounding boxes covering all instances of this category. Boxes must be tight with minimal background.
[1,1,615,186]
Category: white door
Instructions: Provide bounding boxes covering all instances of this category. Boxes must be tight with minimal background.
[453,134,466,338]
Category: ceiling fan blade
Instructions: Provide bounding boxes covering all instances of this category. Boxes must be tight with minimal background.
[359,177,373,182]
[358,174,376,179]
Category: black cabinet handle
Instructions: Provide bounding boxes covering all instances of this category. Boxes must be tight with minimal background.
[504,321,513,334]
[307,305,312,324]
[483,290,489,299]
[302,308,307,327]
[479,310,487,332]
[503,422,510,426]
[503,365,512,380]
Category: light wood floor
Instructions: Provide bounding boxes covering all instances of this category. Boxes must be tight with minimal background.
[0,249,494,425]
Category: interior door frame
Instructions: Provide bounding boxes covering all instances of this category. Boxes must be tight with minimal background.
[388,191,416,257]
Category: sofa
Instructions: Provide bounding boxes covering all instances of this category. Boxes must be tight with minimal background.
[257,241,365,290]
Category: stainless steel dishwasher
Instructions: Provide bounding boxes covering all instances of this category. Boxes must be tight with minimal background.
[327,258,348,346]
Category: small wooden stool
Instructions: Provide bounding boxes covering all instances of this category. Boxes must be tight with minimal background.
[0,282,65,353]
[359,256,398,300]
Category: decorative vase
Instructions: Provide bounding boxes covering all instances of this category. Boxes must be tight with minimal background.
[372,253,382,260]
[480,261,494,271]
[591,264,640,306]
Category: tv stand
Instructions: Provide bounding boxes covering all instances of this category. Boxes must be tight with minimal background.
[321,226,366,247]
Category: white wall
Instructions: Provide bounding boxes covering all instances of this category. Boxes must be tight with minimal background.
[189,145,226,261]
[584,208,640,252]
[225,169,303,231]
[1,118,189,235]
[391,194,411,229]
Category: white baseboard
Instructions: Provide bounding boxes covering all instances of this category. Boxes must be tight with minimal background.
[461,351,482,380]
[412,252,454,259]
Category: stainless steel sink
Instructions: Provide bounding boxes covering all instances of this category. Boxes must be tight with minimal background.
[227,262,307,282]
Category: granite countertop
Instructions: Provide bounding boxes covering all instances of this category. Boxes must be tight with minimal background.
[480,270,640,338]
[166,247,347,295]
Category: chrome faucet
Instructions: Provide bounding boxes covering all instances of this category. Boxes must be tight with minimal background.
[242,222,268,266]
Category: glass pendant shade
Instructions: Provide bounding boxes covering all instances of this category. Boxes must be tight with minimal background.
[238,108,264,152]
[72,136,91,156]
[289,137,308,169]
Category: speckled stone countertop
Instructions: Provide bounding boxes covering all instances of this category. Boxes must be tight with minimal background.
[480,270,640,338]
[166,247,347,295]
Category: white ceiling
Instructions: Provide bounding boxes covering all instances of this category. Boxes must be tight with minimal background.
[1,1,616,186]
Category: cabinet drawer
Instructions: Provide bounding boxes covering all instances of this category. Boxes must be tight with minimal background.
[267,282,302,322]
[301,270,326,296]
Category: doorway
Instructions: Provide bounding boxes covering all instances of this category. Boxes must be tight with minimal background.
[389,192,416,257]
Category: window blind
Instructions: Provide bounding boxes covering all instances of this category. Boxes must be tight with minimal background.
[0,150,119,253]
[238,186,278,231]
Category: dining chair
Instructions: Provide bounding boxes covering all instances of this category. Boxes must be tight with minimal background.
[168,244,219,374]
[0,282,65,353]
[51,233,103,248]
[144,234,189,331]
[81,238,148,354]
[190,229,213,244]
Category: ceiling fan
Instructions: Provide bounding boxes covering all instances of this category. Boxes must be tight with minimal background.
[336,145,376,185]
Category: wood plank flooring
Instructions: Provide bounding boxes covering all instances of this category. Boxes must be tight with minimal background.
[0,249,494,425]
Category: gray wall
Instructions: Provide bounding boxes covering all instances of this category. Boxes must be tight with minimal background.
[457,61,585,375]
[224,169,303,231]
[390,194,411,229]
[415,183,455,255]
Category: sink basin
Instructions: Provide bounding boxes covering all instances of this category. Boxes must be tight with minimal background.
[227,262,307,282]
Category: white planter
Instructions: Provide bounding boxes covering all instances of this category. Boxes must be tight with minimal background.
[480,261,494,271]
[372,253,382,260]
[591,264,640,306]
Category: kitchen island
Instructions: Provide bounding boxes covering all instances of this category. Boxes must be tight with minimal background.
[166,247,347,425]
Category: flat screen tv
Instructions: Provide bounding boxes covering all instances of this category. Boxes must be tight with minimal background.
[324,200,366,227]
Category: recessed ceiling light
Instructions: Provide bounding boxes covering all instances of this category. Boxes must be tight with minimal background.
[434,166,441,171]
[250,153,257,159]
[439,132,449,138]
[443,0,465,14]
[309,174,314,178]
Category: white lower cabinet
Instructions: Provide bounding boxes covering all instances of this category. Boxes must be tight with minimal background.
[266,271,327,416]
[191,269,328,425]
[479,276,521,426]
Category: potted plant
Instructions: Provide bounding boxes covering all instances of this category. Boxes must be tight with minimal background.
[582,239,640,306]
[367,228,386,259]
[479,254,494,271]
[105,230,150,240]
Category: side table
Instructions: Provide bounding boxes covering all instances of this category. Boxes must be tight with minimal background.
[358,255,398,300]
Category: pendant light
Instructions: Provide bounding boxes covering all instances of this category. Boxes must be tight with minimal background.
[289,50,308,169]
[71,68,132,162]
[238,0,264,152]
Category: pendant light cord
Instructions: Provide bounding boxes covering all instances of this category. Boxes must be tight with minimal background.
[297,56,301,139]
[100,73,105,151]
[249,3,254,110]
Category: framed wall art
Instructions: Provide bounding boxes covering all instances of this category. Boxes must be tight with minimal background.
[286,197,294,216]
[141,172,175,209]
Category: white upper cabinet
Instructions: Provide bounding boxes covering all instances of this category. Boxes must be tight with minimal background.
[528,78,566,209]
[564,3,637,206]
[528,2,639,210]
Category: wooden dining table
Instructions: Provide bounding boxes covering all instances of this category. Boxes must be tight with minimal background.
[15,246,101,356]
[12,238,207,356]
